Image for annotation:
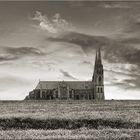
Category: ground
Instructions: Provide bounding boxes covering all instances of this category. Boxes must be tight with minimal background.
[0,100,140,139]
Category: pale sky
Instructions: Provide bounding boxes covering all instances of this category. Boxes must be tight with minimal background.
[0,1,140,100]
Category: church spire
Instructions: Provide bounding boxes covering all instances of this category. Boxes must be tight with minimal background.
[92,47,103,81]
[92,47,104,100]
[97,47,102,64]
[95,49,98,66]
[95,47,102,66]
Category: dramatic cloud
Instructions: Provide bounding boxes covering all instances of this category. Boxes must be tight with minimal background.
[0,46,44,62]
[32,11,73,33]
[123,75,140,89]
[60,69,77,80]
[103,45,140,65]
[47,32,109,53]
[47,31,140,66]
[119,14,140,40]
[105,73,139,90]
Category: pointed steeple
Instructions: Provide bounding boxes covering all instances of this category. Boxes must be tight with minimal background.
[92,47,103,81]
[92,47,104,100]
[95,49,98,66]
[95,47,102,66]
[97,47,102,64]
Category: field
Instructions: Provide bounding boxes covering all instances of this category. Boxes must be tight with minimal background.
[0,100,140,139]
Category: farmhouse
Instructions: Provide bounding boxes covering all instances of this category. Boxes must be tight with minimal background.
[25,48,105,100]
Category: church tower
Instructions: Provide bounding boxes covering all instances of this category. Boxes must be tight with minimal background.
[92,48,105,100]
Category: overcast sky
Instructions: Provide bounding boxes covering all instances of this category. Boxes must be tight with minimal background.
[0,1,140,100]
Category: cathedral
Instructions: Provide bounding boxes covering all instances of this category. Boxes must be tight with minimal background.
[25,48,105,100]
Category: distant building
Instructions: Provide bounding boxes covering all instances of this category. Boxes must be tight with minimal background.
[25,48,105,100]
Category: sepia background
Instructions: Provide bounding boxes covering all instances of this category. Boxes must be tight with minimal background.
[0,1,140,100]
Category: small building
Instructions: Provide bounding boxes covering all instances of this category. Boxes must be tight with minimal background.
[25,48,105,100]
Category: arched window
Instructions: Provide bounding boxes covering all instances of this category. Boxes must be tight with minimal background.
[101,70,103,74]
[42,91,45,98]
[101,88,102,93]
[99,76,102,83]
[98,88,100,92]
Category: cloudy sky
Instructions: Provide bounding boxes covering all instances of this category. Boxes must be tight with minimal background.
[0,1,140,100]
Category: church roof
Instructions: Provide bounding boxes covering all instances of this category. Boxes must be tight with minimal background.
[35,81,94,90]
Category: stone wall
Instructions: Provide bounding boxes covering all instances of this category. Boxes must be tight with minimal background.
[27,88,95,100]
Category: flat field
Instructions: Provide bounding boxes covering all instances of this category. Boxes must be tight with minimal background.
[0,100,139,139]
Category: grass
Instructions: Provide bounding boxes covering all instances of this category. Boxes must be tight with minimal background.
[0,100,139,122]
[0,128,140,139]
[0,100,139,139]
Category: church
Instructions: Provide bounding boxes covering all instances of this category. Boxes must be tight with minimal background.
[25,48,105,100]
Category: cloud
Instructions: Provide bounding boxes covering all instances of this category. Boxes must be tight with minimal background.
[31,61,56,71]
[79,61,93,69]
[120,14,140,38]
[123,75,140,89]
[104,63,140,90]
[47,32,138,63]
[5,47,43,56]
[0,54,18,61]
[103,44,140,65]
[47,31,109,53]
[32,11,73,34]
[119,38,140,45]
[60,69,77,80]
[82,61,92,66]
[47,31,140,66]
[106,73,139,90]
[0,46,44,62]
[68,1,85,7]
[99,2,131,9]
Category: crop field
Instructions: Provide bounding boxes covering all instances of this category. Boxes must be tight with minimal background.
[0,100,140,139]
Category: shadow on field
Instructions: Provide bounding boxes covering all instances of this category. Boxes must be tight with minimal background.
[0,118,140,130]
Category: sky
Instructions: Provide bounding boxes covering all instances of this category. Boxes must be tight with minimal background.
[0,1,140,100]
